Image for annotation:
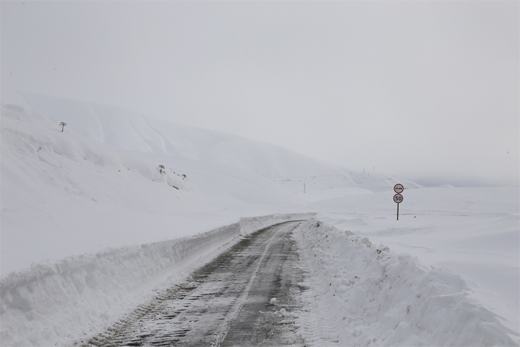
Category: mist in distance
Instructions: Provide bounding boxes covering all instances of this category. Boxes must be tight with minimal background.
[2,1,518,187]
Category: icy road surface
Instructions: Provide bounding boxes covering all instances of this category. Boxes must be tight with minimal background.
[78,221,306,347]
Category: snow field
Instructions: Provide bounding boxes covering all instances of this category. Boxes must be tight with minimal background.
[293,220,518,346]
[1,94,517,346]
[307,185,520,336]
[0,213,311,347]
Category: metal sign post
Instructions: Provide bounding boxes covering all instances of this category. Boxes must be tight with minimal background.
[393,184,404,220]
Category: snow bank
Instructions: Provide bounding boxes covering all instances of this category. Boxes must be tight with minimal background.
[294,220,518,346]
[0,214,310,347]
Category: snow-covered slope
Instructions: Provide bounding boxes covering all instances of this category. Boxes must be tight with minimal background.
[19,92,417,193]
[1,101,312,277]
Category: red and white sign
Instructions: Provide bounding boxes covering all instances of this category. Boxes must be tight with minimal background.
[394,184,404,194]
[393,193,403,204]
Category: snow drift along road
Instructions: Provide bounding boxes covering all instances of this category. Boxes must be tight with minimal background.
[294,220,518,346]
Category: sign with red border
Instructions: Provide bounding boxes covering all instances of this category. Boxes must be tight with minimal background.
[393,193,403,204]
[394,184,404,194]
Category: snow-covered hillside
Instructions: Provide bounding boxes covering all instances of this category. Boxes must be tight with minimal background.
[19,92,417,193]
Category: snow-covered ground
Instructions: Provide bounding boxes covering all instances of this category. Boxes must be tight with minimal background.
[305,185,519,338]
[1,94,518,346]
[295,219,517,346]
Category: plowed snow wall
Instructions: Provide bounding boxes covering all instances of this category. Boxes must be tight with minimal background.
[294,220,517,346]
[0,213,312,347]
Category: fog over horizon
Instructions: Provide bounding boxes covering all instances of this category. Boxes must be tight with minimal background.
[2,1,518,187]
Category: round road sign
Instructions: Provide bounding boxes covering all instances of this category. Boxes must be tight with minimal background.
[393,193,403,204]
[394,184,404,194]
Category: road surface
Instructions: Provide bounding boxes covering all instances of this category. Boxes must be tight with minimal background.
[78,221,308,347]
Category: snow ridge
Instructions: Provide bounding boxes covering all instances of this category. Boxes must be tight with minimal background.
[293,220,518,346]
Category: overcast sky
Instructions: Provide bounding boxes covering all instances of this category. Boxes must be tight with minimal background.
[2,1,518,186]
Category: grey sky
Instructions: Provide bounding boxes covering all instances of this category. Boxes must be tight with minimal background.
[2,1,518,186]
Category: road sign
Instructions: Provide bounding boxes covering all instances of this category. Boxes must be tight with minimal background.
[393,193,403,203]
[393,185,404,221]
[393,193,403,220]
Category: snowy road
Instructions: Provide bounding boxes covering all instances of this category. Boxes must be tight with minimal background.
[78,221,307,347]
